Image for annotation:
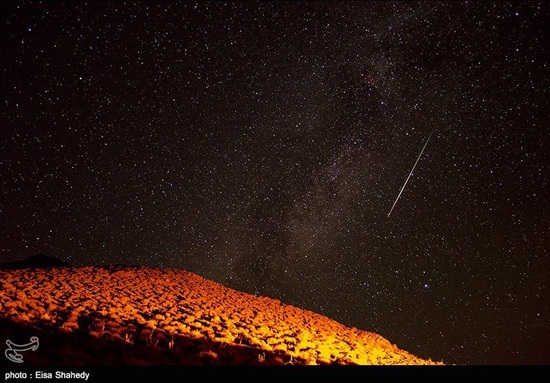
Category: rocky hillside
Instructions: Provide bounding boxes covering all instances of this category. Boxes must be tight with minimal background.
[0,266,442,365]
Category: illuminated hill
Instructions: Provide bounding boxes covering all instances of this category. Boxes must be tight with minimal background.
[0,266,442,365]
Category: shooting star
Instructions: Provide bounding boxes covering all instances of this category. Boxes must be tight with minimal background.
[387,129,435,217]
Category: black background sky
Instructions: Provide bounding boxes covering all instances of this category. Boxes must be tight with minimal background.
[2,1,549,365]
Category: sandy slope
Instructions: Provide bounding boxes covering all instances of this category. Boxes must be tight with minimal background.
[0,266,442,365]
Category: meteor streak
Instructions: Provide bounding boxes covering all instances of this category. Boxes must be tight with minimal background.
[387,129,434,217]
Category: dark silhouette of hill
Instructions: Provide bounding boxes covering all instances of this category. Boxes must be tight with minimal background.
[0,253,71,270]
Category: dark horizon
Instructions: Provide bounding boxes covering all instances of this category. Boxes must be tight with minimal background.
[2,1,549,365]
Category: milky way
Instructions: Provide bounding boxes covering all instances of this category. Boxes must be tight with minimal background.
[2,2,549,364]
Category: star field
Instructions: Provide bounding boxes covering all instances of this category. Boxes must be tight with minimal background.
[1,2,549,364]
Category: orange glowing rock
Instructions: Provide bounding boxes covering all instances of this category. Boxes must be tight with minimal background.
[0,266,442,365]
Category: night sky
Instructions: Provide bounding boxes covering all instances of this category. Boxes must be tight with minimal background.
[2,1,549,365]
